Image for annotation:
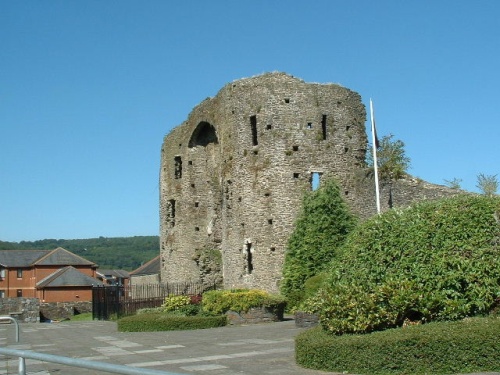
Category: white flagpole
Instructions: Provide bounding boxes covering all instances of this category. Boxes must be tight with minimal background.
[370,99,381,214]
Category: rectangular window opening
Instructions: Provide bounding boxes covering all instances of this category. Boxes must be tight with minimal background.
[245,243,253,274]
[266,124,272,130]
[311,172,322,191]
[293,145,299,151]
[321,115,327,140]
[17,268,23,278]
[174,156,182,179]
[250,115,258,146]
[168,199,176,227]
[293,173,300,179]
[307,122,312,129]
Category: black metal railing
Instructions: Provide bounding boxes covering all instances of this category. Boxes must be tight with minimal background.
[92,282,218,320]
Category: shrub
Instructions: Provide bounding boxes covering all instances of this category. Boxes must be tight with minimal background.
[281,178,356,309]
[296,317,500,374]
[161,294,191,312]
[136,307,164,315]
[202,289,286,315]
[308,194,500,334]
[117,312,227,332]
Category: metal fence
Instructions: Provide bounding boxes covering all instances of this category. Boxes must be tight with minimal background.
[0,315,186,374]
[92,282,219,320]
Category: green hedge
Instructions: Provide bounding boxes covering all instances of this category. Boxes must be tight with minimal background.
[202,289,286,315]
[296,317,500,374]
[117,313,227,332]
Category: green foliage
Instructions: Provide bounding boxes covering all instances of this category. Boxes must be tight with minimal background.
[0,236,159,270]
[296,317,500,374]
[202,289,286,315]
[281,179,356,308]
[477,173,498,197]
[308,194,500,335]
[117,313,227,332]
[303,273,327,301]
[136,307,164,314]
[161,294,191,312]
[444,177,462,189]
[368,134,411,181]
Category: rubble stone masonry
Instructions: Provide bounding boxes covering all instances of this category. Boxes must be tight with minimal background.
[159,72,457,293]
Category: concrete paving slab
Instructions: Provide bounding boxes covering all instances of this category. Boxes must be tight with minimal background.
[0,319,498,375]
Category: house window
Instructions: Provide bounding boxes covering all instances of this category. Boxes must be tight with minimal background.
[17,268,23,278]
[0,290,5,298]
[17,289,22,297]
[0,268,5,279]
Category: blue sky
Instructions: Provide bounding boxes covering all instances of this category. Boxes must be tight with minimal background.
[1,1,499,242]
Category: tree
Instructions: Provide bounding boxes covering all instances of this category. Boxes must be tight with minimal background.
[280,179,357,309]
[476,173,498,197]
[444,177,462,189]
[368,134,411,181]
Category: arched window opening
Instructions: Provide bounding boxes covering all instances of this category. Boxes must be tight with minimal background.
[188,121,219,148]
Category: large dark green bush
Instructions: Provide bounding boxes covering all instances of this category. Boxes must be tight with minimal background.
[281,179,356,308]
[306,194,500,334]
[117,313,227,332]
[296,317,500,374]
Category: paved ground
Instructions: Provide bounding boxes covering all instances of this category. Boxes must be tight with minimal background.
[1,319,499,375]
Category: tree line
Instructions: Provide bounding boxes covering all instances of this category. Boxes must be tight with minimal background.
[0,236,160,271]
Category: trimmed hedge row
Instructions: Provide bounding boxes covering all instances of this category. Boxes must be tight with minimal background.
[296,317,500,374]
[202,289,286,315]
[117,313,227,332]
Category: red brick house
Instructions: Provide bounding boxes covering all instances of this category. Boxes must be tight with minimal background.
[0,247,103,302]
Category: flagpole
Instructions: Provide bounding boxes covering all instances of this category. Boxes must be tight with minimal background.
[370,98,381,214]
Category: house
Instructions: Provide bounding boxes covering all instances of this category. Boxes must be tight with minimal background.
[96,269,130,287]
[129,255,160,286]
[128,256,161,299]
[0,247,103,302]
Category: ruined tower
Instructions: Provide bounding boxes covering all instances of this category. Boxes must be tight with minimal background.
[159,72,370,292]
[159,72,455,292]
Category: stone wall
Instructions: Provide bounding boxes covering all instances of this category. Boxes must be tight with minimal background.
[226,304,285,325]
[0,298,40,323]
[159,72,458,293]
[39,301,92,321]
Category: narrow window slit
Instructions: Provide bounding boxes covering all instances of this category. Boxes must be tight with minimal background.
[174,156,182,179]
[250,115,258,146]
[321,115,327,140]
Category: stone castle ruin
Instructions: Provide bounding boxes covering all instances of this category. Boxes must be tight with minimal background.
[159,72,455,292]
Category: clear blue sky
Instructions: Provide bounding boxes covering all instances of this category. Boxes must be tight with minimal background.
[1,1,499,242]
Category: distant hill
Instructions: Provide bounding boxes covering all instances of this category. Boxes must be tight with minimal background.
[0,236,159,271]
